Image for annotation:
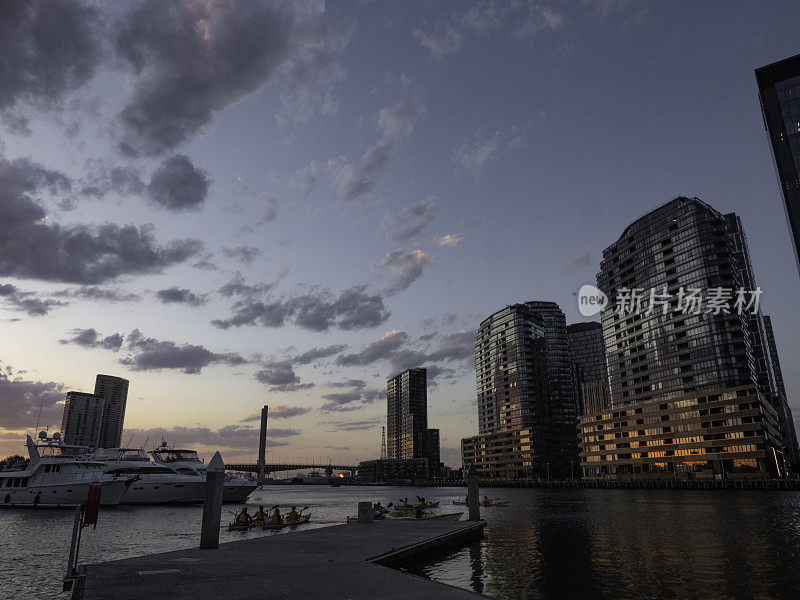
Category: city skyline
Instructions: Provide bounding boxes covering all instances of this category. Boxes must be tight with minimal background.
[3,1,800,467]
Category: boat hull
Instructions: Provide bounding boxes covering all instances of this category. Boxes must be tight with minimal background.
[0,478,131,508]
[222,483,259,503]
[121,478,206,504]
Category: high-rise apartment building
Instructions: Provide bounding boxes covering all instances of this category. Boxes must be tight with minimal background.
[60,392,105,448]
[566,322,611,414]
[386,368,428,460]
[597,197,756,405]
[463,303,580,478]
[474,305,550,435]
[581,196,792,479]
[523,301,579,427]
[425,428,441,479]
[94,374,129,448]
[755,54,800,274]
[763,315,800,464]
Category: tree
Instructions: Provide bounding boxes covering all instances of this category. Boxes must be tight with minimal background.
[0,454,27,470]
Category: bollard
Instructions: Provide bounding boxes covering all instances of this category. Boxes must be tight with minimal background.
[466,464,480,521]
[357,501,373,523]
[200,452,225,549]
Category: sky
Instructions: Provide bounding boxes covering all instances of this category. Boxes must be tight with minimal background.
[2,0,800,467]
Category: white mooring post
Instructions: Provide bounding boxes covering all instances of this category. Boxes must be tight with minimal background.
[200,452,225,549]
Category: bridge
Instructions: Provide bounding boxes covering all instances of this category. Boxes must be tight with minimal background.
[225,463,359,476]
[227,406,359,479]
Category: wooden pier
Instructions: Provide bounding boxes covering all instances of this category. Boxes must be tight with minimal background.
[72,520,486,599]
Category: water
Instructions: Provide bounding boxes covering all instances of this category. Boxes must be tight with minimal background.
[403,488,800,600]
[2,486,800,600]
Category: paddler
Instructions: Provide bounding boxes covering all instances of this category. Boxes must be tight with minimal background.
[269,507,283,525]
[483,495,490,505]
[236,506,252,524]
[287,506,300,522]
[252,505,266,525]
[373,502,386,519]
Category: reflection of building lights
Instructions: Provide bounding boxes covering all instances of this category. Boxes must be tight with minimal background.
[338,473,344,478]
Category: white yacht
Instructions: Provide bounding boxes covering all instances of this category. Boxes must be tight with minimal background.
[89,448,206,504]
[149,442,258,503]
[0,433,134,508]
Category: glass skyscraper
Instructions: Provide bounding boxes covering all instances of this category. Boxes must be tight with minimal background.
[581,196,796,479]
[566,322,611,414]
[463,302,579,478]
[756,54,800,274]
[386,367,428,460]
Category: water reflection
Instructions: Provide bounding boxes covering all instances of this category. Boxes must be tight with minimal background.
[406,489,800,599]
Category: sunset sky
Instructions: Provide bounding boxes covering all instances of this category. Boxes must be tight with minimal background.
[2,0,800,467]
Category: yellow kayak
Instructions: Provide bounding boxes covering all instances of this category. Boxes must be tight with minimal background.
[263,514,311,530]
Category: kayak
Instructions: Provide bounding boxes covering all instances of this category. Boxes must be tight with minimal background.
[394,501,439,511]
[382,512,462,522]
[262,514,311,530]
[228,522,252,531]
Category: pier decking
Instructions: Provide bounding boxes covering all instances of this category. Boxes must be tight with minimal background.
[75,520,486,599]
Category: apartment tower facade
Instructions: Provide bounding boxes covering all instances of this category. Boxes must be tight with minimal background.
[581,196,792,479]
[94,374,129,449]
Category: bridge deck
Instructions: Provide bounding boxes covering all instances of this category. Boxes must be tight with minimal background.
[77,519,486,599]
[225,463,358,473]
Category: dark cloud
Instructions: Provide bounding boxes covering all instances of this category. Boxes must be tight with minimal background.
[382,196,436,242]
[254,360,315,393]
[60,328,124,351]
[80,161,146,198]
[329,379,367,388]
[0,363,65,429]
[0,154,203,284]
[0,0,103,122]
[373,249,432,294]
[156,287,207,307]
[122,424,298,451]
[295,344,348,364]
[121,329,246,374]
[221,246,262,264]
[240,405,310,421]
[254,343,347,393]
[217,272,275,299]
[0,283,66,316]
[321,418,382,432]
[147,155,210,212]
[191,253,219,271]
[335,98,425,201]
[386,349,430,374]
[320,390,363,413]
[335,328,475,382]
[336,330,408,367]
[64,286,141,303]
[212,298,288,329]
[427,329,476,362]
[212,285,389,332]
[114,1,352,155]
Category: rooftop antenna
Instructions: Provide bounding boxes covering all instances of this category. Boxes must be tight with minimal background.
[380,426,387,460]
[141,436,149,451]
[125,433,135,447]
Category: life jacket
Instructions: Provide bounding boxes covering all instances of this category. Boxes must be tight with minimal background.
[236,512,249,523]
[270,513,281,524]
[288,511,299,522]
[253,511,265,522]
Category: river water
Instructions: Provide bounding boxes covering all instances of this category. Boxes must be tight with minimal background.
[1,486,799,599]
